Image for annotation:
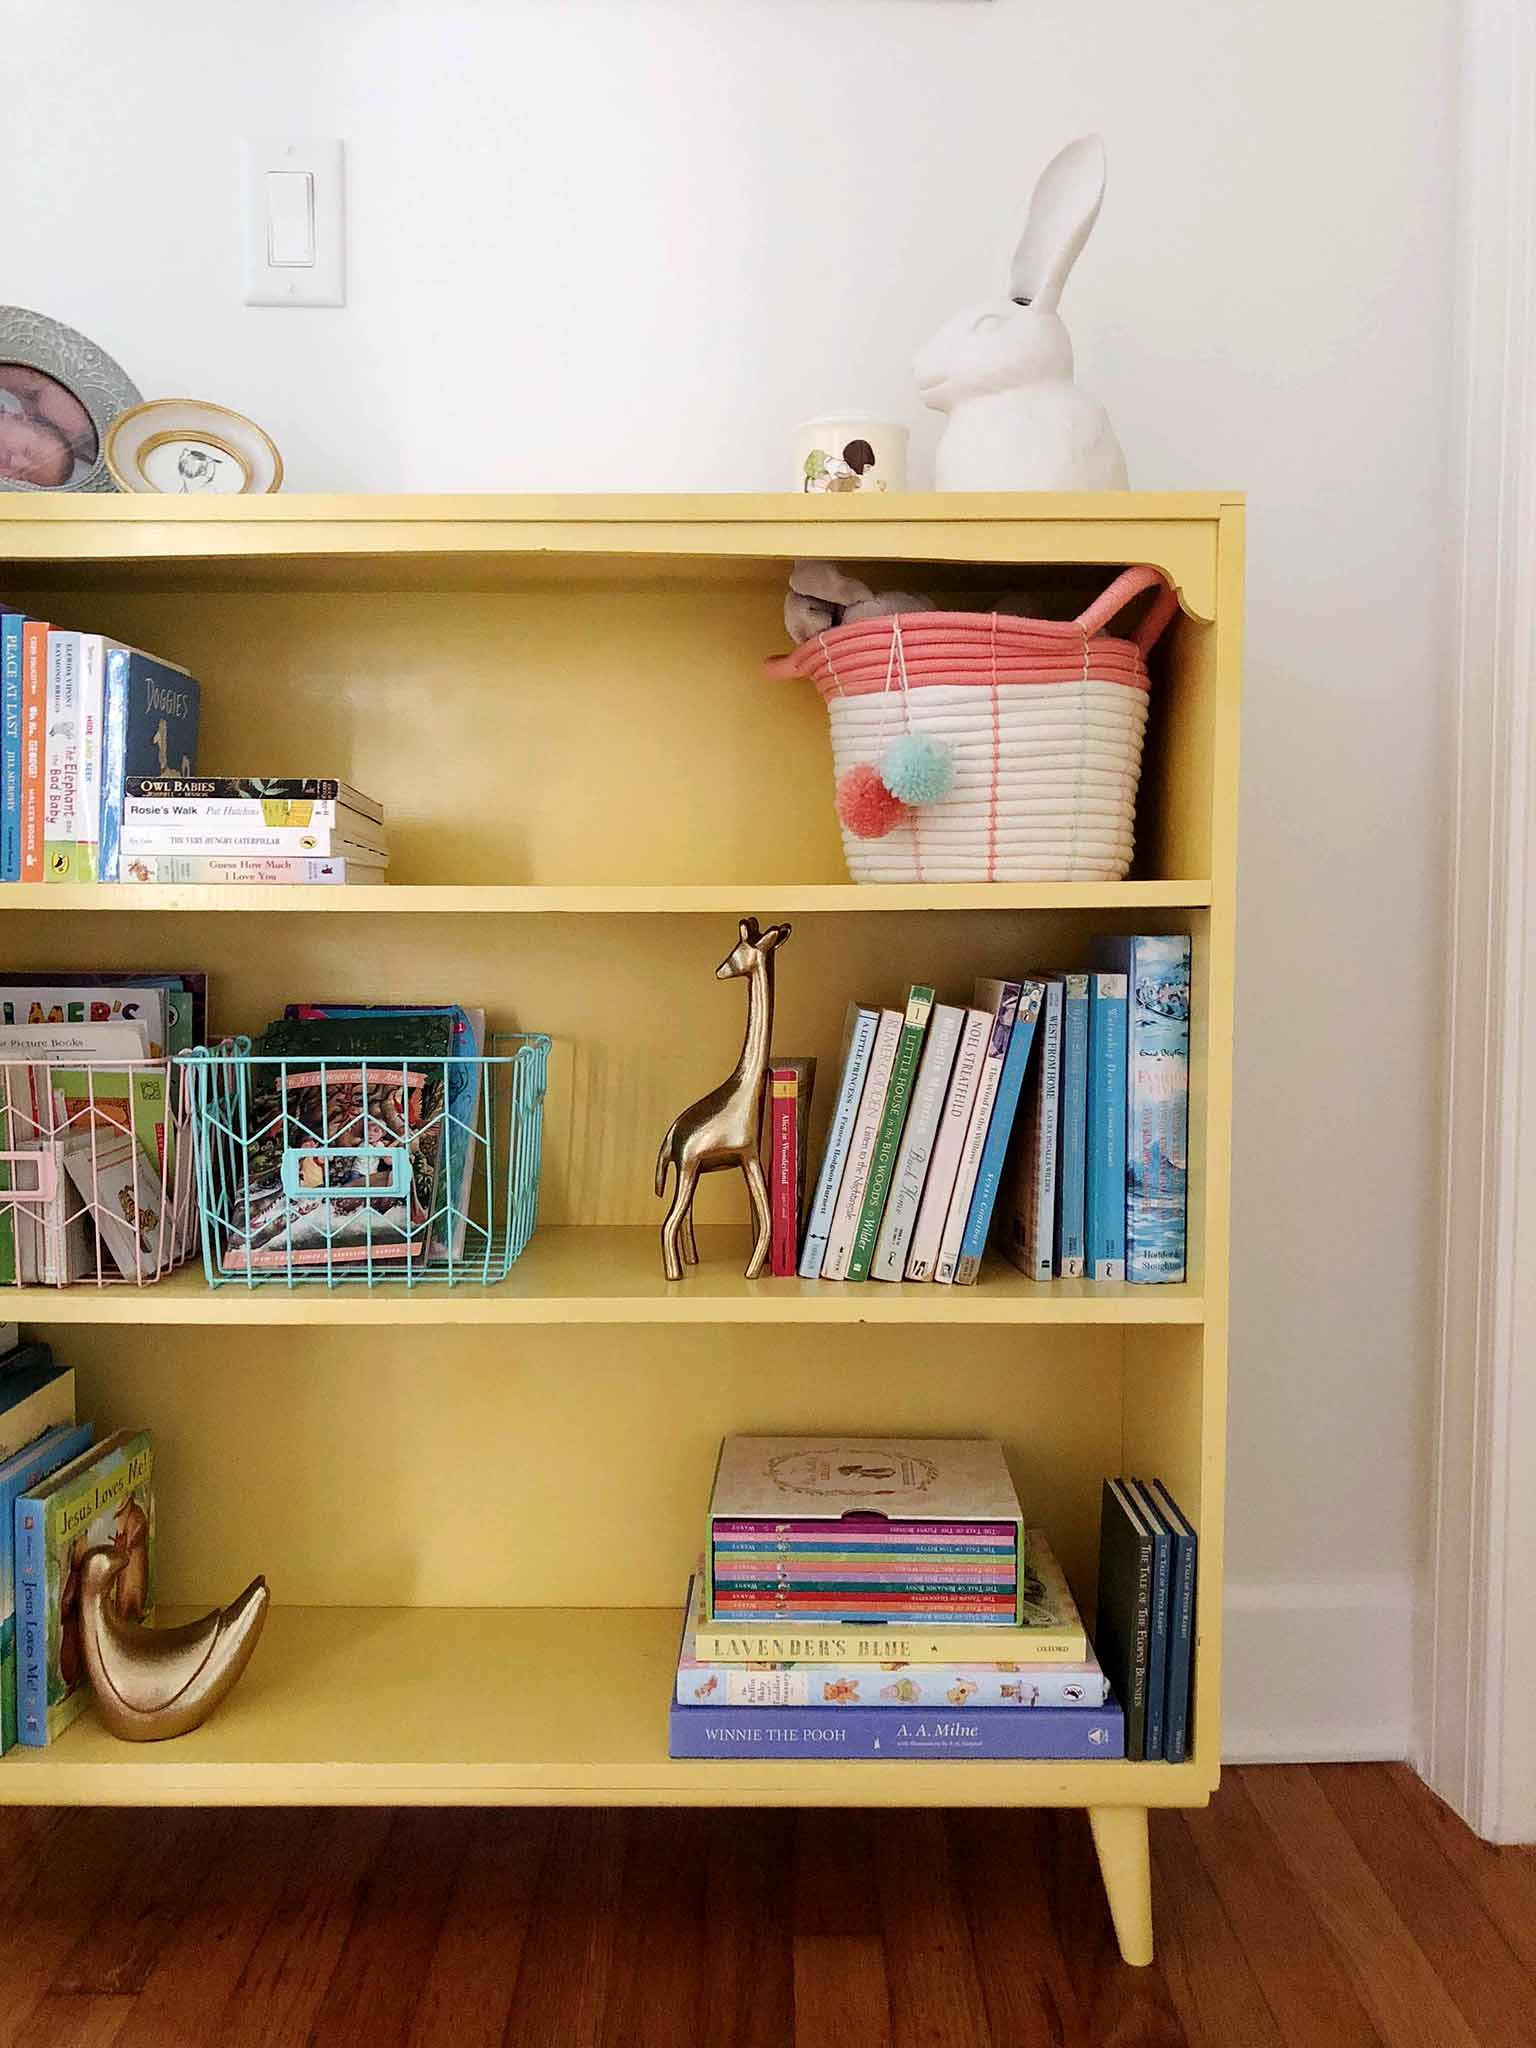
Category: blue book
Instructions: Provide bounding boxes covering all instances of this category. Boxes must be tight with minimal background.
[953,980,1045,1285]
[0,1421,93,1753]
[1144,1478,1197,1763]
[99,645,200,883]
[1085,972,1128,1281]
[0,614,23,881]
[1095,936,1191,1283]
[1127,1479,1171,1760]
[1054,973,1090,1276]
[799,1004,879,1278]
[669,1698,1124,1760]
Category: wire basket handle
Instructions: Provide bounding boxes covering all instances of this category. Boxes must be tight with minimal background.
[1074,566,1179,654]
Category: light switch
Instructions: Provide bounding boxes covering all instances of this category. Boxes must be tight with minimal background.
[266,171,315,267]
[243,139,345,306]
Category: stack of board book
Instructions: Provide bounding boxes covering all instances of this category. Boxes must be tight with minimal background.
[669,1436,1125,1761]
[772,934,1191,1287]
[0,611,199,883]
[119,777,387,886]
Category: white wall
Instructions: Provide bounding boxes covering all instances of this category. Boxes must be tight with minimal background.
[4,0,1456,1759]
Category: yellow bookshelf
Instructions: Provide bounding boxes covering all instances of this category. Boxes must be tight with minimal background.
[0,491,1242,1968]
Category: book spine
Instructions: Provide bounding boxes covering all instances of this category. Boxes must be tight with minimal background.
[845,986,934,1282]
[819,1010,902,1281]
[122,795,356,826]
[0,616,21,882]
[74,636,105,882]
[1085,973,1128,1281]
[118,855,379,885]
[954,981,1046,1285]
[935,984,1021,1285]
[15,1492,48,1745]
[799,1008,878,1278]
[98,646,128,883]
[904,1008,990,1281]
[118,822,386,858]
[125,775,380,820]
[19,622,47,885]
[693,1625,1087,1664]
[713,1519,1017,1542]
[668,1701,1125,1761]
[677,1662,1110,1709]
[1127,1535,1153,1760]
[871,1004,963,1281]
[1123,936,1191,1284]
[1007,980,1062,1283]
[1054,974,1090,1276]
[42,631,79,882]
[1140,1507,1170,1761]
[1163,1526,1197,1763]
[769,1068,799,1277]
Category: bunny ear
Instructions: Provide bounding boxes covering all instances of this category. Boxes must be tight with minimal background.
[1009,134,1107,313]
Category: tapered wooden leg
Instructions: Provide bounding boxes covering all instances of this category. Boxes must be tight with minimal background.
[1087,1805,1153,1966]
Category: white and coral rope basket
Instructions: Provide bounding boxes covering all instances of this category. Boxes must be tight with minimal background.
[763,565,1178,883]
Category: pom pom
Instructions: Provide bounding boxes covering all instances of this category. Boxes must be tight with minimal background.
[835,762,910,840]
[880,734,955,807]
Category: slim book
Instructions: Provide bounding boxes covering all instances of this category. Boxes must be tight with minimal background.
[43,628,80,883]
[120,854,386,886]
[669,1699,1124,1760]
[818,1008,902,1281]
[1085,972,1129,1281]
[1096,1477,1154,1761]
[1,613,22,882]
[845,986,934,1281]
[798,1004,879,1278]
[870,1003,963,1282]
[19,621,47,883]
[1096,936,1191,1283]
[125,776,383,823]
[118,823,387,862]
[1002,977,1064,1282]
[1126,1478,1171,1760]
[935,981,1021,1285]
[1054,973,1091,1276]
[1143,1478,1197,1763]
[904,1006,990,1281]
[768,1059,816,1276]
[953,979,1045,1286]
[72,634,108,881]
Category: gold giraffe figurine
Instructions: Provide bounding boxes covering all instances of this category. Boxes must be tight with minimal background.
[655,916,792,1280]
[76,1546,270,1742]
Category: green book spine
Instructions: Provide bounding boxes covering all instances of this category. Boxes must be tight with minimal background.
[845,986,934,1281]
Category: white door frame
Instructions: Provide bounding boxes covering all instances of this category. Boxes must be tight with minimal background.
[1427,0,1536,1844]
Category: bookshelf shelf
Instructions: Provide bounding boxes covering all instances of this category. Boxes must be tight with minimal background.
[0,491,1241,1968]
[2,1228,1205,1325]
[0,1605,1204,1808]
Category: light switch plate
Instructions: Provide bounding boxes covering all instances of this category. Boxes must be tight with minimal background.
[243,138,345,306]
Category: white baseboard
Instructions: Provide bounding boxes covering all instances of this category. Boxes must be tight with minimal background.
[1221,1574,1417,1764]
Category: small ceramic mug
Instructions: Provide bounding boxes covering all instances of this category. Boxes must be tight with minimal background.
[793,414,907,494]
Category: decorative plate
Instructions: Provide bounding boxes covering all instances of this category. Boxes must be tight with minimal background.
[0,307,142,493]
[104,399,283,495]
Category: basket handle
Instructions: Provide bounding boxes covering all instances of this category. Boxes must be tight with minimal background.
[280,1145,410,1200]
[0,1151,58,1204]
[1074,566,1179,654]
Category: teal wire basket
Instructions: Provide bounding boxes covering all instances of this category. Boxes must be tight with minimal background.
[182,1033,550,1288]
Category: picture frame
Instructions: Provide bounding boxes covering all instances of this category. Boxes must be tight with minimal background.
[0,307,141,493]
[104,399,283,495]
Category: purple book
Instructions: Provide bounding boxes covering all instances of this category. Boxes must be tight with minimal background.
[668,1700,1124,1761]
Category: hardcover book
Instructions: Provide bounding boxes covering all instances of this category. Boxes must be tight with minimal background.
[846,986,933,1282]
[0,1420,93,1753]
[121,855,385,886]
[818,1008,901,1281]
[125,776,383,823]
[19,621,47,883]
[768,1059,816,1277]
[870,1003,963,1282]
[0,1358,76,1468]
[42,629,79,883]
[98,645,200,883]
[1095,936,1191,1284]
[799,1004,878,1279]
[953,979,1046,1286]
[1053,973,1091,1276]
[904,1006,990,1281]
[935,980,1022,1285]
[1095,1477,1154,1761]
[1085,972,1129,1282]
[1,612,22,882]
[1002,977,1064,1282]
[1126,1478,1171,1760]
[15,1428,154,1746]
[669,1698,1124,1760]
[1142,1478,1197,1763]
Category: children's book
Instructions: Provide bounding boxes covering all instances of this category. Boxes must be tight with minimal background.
[120,820,387,862]
[818,1009,902,1281]
[121,855,385,886]
[870,1003,963,1283]
[0,1421,92,1753]
[954,979,1046,1286]
[1143,1478,1197,1763]
[12,1139,92,1284]
[1053,973,1091,1277]
[904,1007,990,1282]
[0,983,169,1060]
[98,645,200,883]
[1096,1477,1154,1761]
[15,1427,153,1746]
[0,1358,75,1467]
[768,1058,816,1277]
[845,986,933,1282]
[935,981,1022,1285]
[126,776,383,822]
[1095,936,1191,1284]
[19,621,48,883]
[71,635,108,882]
[798,1005,878,1279]
[1002,977,1064,1283]
[1126,1478,1171,1760]
[1,612,24,882]
[1085,972,1129,1282]
[42,629,80,883]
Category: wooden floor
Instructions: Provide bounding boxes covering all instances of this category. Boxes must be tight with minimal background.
[0,1765,1530,2047]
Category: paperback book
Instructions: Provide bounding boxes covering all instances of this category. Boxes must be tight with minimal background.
[870,1002,963,1282]
[798,1005,878,1279]
[1095,936,1191,1284]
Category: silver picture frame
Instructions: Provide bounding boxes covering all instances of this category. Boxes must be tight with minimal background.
[0,307,141,493]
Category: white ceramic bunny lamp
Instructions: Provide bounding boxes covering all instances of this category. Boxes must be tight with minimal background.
[913,135,1128,491]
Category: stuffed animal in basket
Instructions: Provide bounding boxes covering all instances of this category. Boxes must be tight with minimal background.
[913,134,1128,492]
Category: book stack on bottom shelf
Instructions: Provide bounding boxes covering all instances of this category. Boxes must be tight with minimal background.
[669,1435,1125,1762]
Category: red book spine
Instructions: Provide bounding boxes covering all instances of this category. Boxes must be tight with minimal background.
[769,1067,798,1276]
[19,622,47,883]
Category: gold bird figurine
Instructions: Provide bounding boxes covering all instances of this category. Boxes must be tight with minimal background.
[77,1547,270,1742]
